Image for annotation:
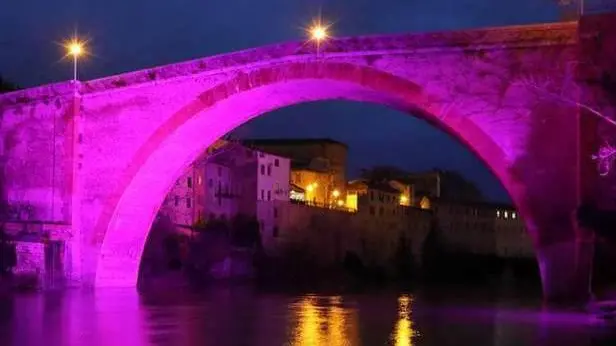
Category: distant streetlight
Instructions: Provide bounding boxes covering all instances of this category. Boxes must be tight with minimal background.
[306,17,332,54]
[309,24,328,42]
[64,39,85,82]
[332,189,340,198]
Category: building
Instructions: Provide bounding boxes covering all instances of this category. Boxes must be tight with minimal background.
[161,141,291,235]
[268,200,359,264]
[432,200,533,258]
[244,138,348,202]
[406,170,484,206]
[346,179,432,267]
[290,164,337,206]
[433,200,496,255]
[493,206,534,259]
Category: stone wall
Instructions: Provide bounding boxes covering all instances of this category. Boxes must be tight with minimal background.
[12,241,45,287]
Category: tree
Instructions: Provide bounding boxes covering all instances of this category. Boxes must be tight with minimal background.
[515,62,616,176]
[0,75,17,94]
[0,225,16,277]
[360,166,410,182]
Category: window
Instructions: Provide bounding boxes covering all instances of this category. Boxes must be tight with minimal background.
[261,189,265,200]
[187,198,192,208]
[218,167,222,177]
[267,190,271,201]
[174,196,179,206]
[260,165,265,175]
[198,175,202,185]
[187,177,192,188]
[379,207,384,216]
[369,206,375,215]
[370,191,374,201]
[273,226,279,238]
[259,152,265,157]
[267,164,272,176]
[274,207,278,218]
[274,159,279,167]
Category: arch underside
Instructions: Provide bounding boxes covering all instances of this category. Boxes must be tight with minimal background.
[94,62,523,287]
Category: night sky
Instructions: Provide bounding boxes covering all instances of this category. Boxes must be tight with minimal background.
[0,0,564,202]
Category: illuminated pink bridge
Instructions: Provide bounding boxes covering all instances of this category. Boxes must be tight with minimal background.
[1,13,615,304]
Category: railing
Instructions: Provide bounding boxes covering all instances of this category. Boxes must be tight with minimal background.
[289,199,357,213]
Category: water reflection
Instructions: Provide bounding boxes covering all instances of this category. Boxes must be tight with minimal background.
[289,295,359,346]
[0,288,615,346]
[390,295,418,346]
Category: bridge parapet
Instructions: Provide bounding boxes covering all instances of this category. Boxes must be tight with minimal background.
[70,22,575,97]
[0,81,76,108]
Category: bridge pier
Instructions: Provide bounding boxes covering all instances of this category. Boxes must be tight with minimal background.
[536,238,594,306]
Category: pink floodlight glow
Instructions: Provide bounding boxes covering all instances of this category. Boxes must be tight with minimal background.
[93,61,519,288]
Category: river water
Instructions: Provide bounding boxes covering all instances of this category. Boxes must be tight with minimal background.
[0,286,614,346]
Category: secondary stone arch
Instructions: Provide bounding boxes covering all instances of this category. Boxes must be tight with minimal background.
[94,61,525,287]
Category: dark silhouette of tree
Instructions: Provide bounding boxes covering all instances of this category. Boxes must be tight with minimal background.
[0,75,17,94]
[0,226,16,277]
[437,170,484,202]
[360,166,409,182]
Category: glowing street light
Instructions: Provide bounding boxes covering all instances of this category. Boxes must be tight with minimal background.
[64,38,86,82]
[309,24,328,42]
[306,17,332,54]
[332,189,340,198]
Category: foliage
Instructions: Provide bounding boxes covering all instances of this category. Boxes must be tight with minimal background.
[0,225,16,276]
[360,166,410,182]
[0,74,17,94]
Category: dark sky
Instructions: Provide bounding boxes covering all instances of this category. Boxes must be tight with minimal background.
[0,0,565,202]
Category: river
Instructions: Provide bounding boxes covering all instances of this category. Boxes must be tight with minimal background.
[0,285,614,345]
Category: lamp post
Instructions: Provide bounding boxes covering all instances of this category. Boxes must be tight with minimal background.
[65,39,84,82]
[307,19,331,55]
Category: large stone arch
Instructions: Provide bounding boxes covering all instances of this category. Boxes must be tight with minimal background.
[94,61,530,288]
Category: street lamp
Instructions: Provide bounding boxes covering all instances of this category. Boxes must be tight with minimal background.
[306,18,331,54]
[332,189,340,198]
[309,24,328,42]
[64,39,85,82]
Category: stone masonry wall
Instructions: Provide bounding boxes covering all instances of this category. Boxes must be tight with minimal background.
[12,241,45,287]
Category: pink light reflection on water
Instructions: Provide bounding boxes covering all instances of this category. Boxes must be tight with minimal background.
[2,290,616,346]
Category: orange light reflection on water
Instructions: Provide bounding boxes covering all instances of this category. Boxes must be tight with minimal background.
[290,295,358,346]
[391,295,418,346]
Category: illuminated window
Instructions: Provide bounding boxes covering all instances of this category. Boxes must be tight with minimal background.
[496,210,501,217]
[512,212,517,219]
[504,211,509,219]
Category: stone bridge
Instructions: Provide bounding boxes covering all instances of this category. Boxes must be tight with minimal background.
[1,13,616,303]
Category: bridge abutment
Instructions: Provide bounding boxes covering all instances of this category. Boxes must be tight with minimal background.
[537,238,594,305]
